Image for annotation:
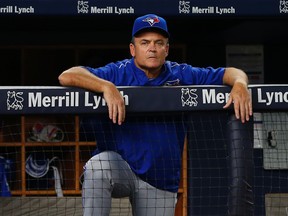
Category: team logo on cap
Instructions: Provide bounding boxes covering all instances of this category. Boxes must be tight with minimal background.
[143,16,160,26]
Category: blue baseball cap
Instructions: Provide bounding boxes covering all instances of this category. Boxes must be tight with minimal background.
[132,14,169,38]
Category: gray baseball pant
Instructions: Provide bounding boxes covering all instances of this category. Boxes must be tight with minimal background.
[82,151,177,216]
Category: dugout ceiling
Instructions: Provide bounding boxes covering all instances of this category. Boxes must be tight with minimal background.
[0,0,288,85]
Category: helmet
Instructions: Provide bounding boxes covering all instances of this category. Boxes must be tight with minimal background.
[28,122,64,142]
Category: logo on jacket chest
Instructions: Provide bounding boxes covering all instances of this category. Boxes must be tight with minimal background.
[164,79,180,86]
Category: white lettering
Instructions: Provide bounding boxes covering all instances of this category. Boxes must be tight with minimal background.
[90,6,113,14]
[42,96,51,107]
[14,6,34,14]
[120,91,129,105]
[284,92,288,102]
[84,92,93,107]
[58,96,65,107]
[114,6,134,15]
[266,92,274,105]
[93,95,102,109]
[0,6,13,13]
[216,6,235,15]
[257,88,288,105]
[28,92,41,107]
[216,93,226,103]
[257,88,266,103]
[28,91,127,109]
[28,92,79,107]
[202,89,229,104]
[75,92,79,106]
[202,89,216,103]
[192,6,214,14]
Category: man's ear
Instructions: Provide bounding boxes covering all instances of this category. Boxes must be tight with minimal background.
[130,43,135,57]
[165,45,169,57]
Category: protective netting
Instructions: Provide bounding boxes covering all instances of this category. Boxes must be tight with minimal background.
[0,111,287,215]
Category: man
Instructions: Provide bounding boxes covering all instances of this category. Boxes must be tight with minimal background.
[59,14,252,216]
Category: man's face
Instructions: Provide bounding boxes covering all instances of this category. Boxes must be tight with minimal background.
[130,31,169,75]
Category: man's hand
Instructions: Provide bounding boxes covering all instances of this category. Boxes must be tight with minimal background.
[103,84,126,125]
[223,81,253,123]
[58,67,126,125]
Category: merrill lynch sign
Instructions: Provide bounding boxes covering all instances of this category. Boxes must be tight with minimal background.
[1,85,288,114]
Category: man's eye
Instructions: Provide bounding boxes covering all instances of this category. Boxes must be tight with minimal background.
[156,42,164,46]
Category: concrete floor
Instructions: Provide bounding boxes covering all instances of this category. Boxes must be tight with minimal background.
[0,197,132,216]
